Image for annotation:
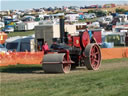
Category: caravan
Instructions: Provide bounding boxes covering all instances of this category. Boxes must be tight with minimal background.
[17,22,39,31]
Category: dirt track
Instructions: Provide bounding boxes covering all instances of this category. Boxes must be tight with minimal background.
[1,60,128,83]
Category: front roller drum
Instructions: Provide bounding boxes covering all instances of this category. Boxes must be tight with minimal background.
[42,53,71,73]
[84,43,101,70]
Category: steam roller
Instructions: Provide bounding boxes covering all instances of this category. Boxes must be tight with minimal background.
[42,18,101,73]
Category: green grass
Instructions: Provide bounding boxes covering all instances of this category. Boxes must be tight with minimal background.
[78,18,98,23]
[0,64,42,73]
[7,30,35,38]
[1,58,128,96]
[102,58,128,64]
[1,68,128,96]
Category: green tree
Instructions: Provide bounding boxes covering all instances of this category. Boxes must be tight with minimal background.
[116,8,126,14]
[95,11,106,17]
[88,10,94,13]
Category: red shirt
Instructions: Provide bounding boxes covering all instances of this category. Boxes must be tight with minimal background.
[42,44,49,51]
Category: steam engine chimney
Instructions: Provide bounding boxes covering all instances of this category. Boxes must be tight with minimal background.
[59,16,65,43]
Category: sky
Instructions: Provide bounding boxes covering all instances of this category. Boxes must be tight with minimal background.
[0,0,128,10]
[0,0,128,1]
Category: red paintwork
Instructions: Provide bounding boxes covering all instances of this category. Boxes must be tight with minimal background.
[67,34,72,46]
[81,32,90,48]
[73,36,81,48]
[68,31,90,48]
[93,31,102,44]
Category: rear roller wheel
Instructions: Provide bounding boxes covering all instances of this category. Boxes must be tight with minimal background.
[42,53,71,73]
[84,43,101,70]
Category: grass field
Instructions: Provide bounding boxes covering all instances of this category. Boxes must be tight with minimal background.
[0,58,128,96]
[78,18,98,23]
[7,30,35,38]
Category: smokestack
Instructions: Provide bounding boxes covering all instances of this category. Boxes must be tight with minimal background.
[59,16,65,43]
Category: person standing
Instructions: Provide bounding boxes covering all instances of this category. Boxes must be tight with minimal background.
[90,31,97,43]
[86,27,96,43]
[42,41,49,53]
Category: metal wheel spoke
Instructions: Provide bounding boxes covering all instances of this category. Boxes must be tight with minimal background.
[94,59,99,64]
[92,47,96,53]
[94,51,99,55]
[91,59,95,65]
[93,46,97,52]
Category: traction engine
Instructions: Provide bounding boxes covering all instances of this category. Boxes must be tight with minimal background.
[42,18,101,73]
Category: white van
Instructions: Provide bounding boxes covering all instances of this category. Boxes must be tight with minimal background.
[5,36,35,52]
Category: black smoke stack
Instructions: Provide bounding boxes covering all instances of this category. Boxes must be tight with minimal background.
[60,17,65,43]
